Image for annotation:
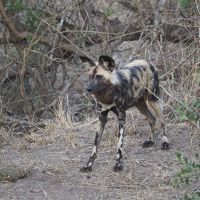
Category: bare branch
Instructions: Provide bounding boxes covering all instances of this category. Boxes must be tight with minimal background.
[0,0,25,40]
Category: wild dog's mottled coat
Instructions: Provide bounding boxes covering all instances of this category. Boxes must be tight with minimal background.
[80,55,169,172]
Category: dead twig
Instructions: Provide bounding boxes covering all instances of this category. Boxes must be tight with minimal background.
[160,46,199,79]
[0,115,46,129]
[48,10,67,66]
[0,0,25,40]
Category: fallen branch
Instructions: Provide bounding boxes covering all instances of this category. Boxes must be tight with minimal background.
[0,115,46,132]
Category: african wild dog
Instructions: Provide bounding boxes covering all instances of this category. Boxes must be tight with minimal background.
[80,55,169,172]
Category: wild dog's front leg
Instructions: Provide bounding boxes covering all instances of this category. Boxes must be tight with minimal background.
[80,110,108,172]
[113,111,126,172]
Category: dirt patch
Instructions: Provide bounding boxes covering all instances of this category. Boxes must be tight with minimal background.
[0,110,199,200]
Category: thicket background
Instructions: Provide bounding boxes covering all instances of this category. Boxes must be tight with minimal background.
[0,0,199,123]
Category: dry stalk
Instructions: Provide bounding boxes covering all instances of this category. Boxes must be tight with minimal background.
[160,46,199,79]
[48,10,67,66]
[0,0,25,40]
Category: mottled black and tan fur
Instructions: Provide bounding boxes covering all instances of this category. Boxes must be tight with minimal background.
[80,55,169,172]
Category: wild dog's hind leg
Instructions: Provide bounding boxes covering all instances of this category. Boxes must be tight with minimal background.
[80,110,109,172]
[148,100,169,150]
[136,99,156,148]
[113,109,126,172]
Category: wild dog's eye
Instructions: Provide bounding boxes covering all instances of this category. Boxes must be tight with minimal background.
[96,75,103,79]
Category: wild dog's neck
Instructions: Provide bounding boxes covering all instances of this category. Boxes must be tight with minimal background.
[93,84,119,105]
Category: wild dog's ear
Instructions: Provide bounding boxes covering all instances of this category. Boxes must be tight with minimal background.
[80,56,97,66]
[99,55,115,71]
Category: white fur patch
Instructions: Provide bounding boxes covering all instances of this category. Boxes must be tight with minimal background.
[120,128,124,135]
[111,70,120,85]
[162,135,169,143]
[88,162,92,167]
[125,60,149,68]
[92,145,97,155]
[117,128,124,149]
[99,102,116,111]
[122,69,131,82]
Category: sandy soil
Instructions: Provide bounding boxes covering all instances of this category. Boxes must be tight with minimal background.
[0,109,199,200]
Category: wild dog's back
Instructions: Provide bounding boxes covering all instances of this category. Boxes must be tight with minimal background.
[112,59,159,103]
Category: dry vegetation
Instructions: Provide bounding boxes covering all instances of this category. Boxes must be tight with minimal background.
[0,0,199,199]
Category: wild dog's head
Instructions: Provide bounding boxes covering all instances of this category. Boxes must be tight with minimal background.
[86,55,116,94]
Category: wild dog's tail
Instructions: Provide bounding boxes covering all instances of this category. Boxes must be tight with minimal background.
[149,63,160,102]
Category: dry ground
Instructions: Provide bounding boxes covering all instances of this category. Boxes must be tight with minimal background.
[0,109,199,200]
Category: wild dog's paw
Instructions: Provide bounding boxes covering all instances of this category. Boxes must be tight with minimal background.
[142,140,154,148]
[161,142,169,150]
[80,166,92,173]
[113,163,124,172]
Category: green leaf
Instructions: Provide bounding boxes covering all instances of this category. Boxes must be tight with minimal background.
[6,0,25,12]
[103,8,114,18]
[179,0,190,9]
[176,152,182,162]
[179,113,188,122]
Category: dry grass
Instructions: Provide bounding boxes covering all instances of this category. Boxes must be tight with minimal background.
[0,162,32,183]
